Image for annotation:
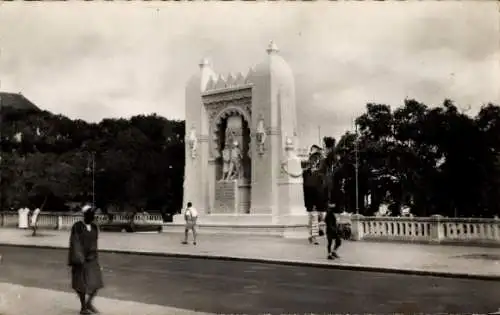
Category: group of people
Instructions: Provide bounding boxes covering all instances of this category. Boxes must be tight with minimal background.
[17,206,42,236]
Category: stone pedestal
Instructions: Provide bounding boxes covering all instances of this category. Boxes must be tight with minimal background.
[277,181,305,219]
[211,180,251,214]
[213,180,238,214]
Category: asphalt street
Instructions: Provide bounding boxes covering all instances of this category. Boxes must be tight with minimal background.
[0,245,499,314]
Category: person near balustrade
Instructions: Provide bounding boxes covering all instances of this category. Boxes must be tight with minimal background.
[30,207,40,237]
[325,205,342,259]
[68,204,104,315]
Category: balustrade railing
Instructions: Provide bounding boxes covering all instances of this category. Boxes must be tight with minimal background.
[2,211,499,245]
[350,214,500,245]
[0,211,164,231]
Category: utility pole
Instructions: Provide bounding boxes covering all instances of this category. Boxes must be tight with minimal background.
[92,152,95,208]
[86,151,96,208]
[355,121,360,215]
[318,125,321,146]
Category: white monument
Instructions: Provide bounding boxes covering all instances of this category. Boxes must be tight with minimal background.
[171,41,307,237]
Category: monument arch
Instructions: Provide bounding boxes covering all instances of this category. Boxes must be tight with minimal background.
[210,105,252,160]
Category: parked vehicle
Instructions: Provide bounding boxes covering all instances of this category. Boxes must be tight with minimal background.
[98,213,163,233]
[99,221,163,233]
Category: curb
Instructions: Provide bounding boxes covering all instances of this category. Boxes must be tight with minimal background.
[2,243,500,282]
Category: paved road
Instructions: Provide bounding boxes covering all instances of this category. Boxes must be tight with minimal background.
[0,246,499,314]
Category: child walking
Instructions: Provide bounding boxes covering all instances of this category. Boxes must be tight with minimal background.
[181,202,198,245]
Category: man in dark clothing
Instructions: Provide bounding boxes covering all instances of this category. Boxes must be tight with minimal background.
[321,137,343,259]
[303,144,328,244]
[325,205,342,259]
[68,205,104,314]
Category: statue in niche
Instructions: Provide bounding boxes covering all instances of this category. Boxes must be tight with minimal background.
[221,145,231,180]
[220,114,245,181]
[221,128,236,180]
[225,141,242,180]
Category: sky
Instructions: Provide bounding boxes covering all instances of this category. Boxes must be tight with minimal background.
[1,2,499,146]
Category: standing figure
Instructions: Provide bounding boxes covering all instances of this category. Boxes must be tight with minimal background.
[30,207,40,237]
[325,205,342,259]
[321,137,338,234]
[181,202,198,245]
[68,204,104,315]
[221,146,231,180]
[226,141,242,180]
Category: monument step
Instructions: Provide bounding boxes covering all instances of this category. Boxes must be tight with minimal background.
[163,222,308,239]
[172,213,310,225]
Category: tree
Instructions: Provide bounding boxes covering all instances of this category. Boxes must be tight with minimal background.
[330,99,500,217]
[1,107,186,214]
[3,96,498,218]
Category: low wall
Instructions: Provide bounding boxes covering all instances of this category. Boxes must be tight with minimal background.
[350,214,500,246]
[0,211,164,231]
[2,212,499,246]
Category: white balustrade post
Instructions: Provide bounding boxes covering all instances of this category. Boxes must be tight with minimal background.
[350,214,364,241]
[494,217,500,242]
[429,214,444,243]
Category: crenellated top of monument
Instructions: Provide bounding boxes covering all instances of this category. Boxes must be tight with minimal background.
[203,70,255,93]
[214,74,226,90]
[200,41,293,94]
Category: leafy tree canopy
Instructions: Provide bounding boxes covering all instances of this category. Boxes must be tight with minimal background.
[2,97,499,218]
[329,99,500,218]
[1,107,185,214]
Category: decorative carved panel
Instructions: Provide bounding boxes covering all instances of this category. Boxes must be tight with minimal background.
[203,86,252,106]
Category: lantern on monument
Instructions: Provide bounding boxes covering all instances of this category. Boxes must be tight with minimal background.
[255,116,267,155]
[187,126,198,159]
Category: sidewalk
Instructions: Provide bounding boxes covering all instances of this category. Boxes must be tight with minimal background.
[0,282,213,315]
[0,228,499,279]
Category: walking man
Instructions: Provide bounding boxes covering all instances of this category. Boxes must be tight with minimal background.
[182,202,198,245]
[303,144,327,245]
[325,205,342,259]
[68,204,104,314]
